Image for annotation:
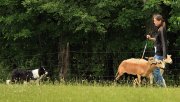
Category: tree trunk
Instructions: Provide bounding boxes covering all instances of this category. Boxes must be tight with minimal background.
[58,42,69,82]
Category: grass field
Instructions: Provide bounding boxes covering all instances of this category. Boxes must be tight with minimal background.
[0,83,180,102]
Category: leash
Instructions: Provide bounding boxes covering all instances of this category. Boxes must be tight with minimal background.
[141,40,147,59]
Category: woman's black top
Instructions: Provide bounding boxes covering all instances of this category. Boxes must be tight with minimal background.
[154,27,167,58]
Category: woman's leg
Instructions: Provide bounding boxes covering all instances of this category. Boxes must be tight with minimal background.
[153,55,166,87]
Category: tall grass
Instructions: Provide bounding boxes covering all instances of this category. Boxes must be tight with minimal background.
[0,83,180,102]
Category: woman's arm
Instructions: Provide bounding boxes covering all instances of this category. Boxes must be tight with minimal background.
[146,35,156,42]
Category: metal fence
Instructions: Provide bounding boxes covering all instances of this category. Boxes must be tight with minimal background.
[64,50,180,86]
[0,50,179,86]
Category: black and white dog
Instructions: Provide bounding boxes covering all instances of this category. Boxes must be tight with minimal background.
[7,66,48,84]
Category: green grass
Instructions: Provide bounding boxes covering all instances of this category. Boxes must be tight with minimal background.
[0,84,180,102]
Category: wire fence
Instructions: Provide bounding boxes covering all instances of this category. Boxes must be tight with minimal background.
[0,50,180,86]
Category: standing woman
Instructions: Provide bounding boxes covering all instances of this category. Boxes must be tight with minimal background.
[146,14,168,87]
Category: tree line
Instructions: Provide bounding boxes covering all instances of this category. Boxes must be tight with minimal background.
[0,0,179,84]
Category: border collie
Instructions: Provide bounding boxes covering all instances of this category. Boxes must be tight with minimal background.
[7,66,48,84]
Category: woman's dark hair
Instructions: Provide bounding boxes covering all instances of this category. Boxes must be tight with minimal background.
[153,14,166,30]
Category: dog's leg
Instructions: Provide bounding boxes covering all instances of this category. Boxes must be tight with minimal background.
[6,80,11,85]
